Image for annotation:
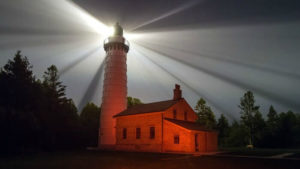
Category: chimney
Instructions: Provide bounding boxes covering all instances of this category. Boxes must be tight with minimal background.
[173,84,182,100]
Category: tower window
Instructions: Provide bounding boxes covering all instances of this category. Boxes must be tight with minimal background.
[184,111,187,120]
[136,128,141,139]
[173,109,177,119]
[150,127,155,139]
[122,128,127,139]
[174,135,180,144]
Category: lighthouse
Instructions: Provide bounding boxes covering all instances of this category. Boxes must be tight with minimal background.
[99,23,129,148]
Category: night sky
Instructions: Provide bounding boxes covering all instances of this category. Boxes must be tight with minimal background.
[0,0,300,120]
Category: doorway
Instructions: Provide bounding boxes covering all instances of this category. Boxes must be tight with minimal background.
[195,134,199,152]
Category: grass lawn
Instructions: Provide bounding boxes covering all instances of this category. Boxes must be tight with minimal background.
[1,150,300,169]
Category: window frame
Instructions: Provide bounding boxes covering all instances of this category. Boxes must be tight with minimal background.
[173,109,177,119]
[136,127,141,139]
[150,126,155,139]
[122,128,127,139]
[174,135,180,144]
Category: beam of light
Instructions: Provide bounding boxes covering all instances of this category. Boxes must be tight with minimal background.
[134,45,235,120]
[0,34,96,51]
[127,49,174,102]
[78,59,105,111]
[58,0,111,36]
[130,0,202,31]
[124,32,145,41]
[134,42,300,112]
[136,40,300,81]
[0,0,112,38]
[0,26,97,36]
[59,47,100,76]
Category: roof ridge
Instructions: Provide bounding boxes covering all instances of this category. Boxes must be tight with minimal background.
[114,99,182,117]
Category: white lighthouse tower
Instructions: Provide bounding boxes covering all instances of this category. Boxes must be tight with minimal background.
[99,23,129,148]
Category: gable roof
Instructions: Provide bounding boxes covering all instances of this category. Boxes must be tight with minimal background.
[164,118,217,132]
[114,99,180,117]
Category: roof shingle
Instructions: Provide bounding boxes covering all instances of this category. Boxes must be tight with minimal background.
[164,118,217,132]
[114,99,179,117]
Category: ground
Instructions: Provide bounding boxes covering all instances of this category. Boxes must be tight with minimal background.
[1,150,299,169]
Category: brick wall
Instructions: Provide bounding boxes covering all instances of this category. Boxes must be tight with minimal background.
[115,112,163,152]
[163,99,197,122]
[163,120,194,152]
[192,131,218,152]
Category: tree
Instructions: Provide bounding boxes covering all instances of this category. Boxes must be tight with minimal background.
[261,105,279,147]
[0,51,40,153]
[195,98,216,129]
[267,105,278,126]
[226,121,248,147]
[127,96,142,108]
[239,91,260,146]
[277,111,298,147]
[217,114,230,146]
[43,65,67,104]
[0,51,36,110]
[80,102,101,146]
[41,65,80,149]
[252,111,266,146]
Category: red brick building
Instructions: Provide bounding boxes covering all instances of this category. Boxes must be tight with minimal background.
[113,84,218,153]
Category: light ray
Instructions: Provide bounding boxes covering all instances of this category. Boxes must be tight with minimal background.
[57,0,111,36]
[59,47,100,76]
[135,40,300,80]
[134,42,300,112]
[134,43,235,120]
[78,59,106,111]
[130,0,202,31]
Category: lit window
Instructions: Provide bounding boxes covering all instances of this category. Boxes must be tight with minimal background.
[174,135,180,144]
[173,110,177,119]
[150,127,155,139]
[136,128,141,139]
[184,111,187,120]
[123,128,127,139]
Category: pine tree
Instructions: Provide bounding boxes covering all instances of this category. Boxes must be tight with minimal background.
[0,51,39,152]
[1,51,35,110]
[252,111,266,146]
[267,105,278,126]
[43,65,67,104]
[195,98,216,129]
[239,91,260,146]
[42,65,79,149]
[217,114,230,146]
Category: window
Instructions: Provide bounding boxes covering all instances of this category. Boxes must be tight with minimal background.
[184,111,187,120]
[174,135,180,144]
[122,128,127,139]
[136,128,141,139]
[150,127,155,139]
[173,109,177,119]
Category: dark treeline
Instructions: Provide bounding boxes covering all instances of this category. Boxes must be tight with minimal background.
[195,92,300,148]
[0,51,145,155]
[0,51,100,154]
